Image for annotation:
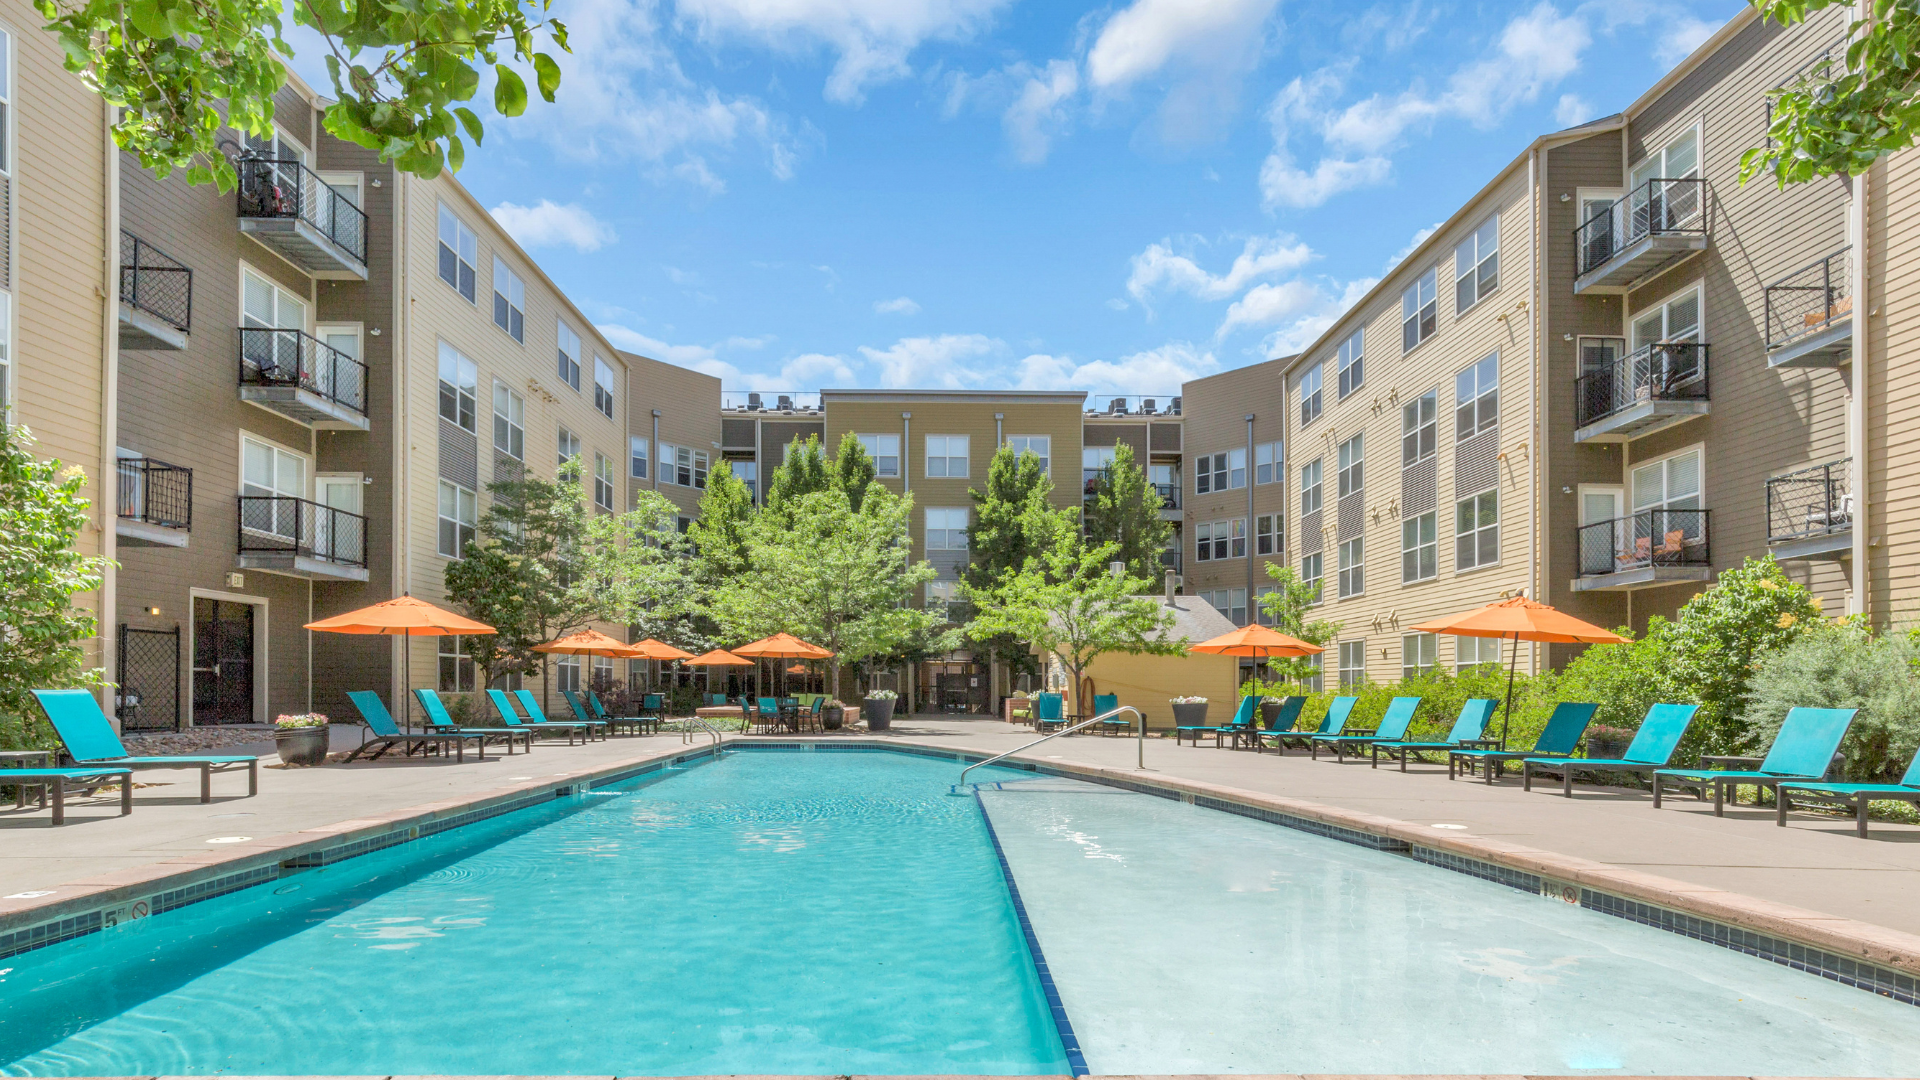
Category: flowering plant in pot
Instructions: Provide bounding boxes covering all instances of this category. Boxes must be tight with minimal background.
[274,713,329,767]
[863,689,898,731]
[1169,695,1209,729]
[821,699,847,731]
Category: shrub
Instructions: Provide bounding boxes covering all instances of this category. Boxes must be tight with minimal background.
[1661,555,1822,756]
[1555,621,1677,733]
[1747,621,1920,782]
[1296,666,1564,750]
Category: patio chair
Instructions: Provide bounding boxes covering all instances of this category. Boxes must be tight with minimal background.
[1267,696,1358,752]
[1778,743,1920,838]
[1370,698,1499,771]
[0,765,133,825]
[31,689,258,802]
[1173,695,1250,746]
[1033,692,1069,733]
[513,689,605,741]
[705,693,730,708]
[482,689,587,745]
[346,690,489,762]
[755,696,797,733]
[1311,696,1420,762]
[413,689,534,754]
[564,690,642,737]
[1090,693,1133,735]
[1523,702,1700,797]
[1249,696,1308,754]
[1449,701,1598,783]
[1653,706,1856,815]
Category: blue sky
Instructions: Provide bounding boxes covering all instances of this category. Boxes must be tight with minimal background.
[291,0,1747,395]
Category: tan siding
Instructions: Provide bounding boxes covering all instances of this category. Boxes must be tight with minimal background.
[1867,146,1920,624]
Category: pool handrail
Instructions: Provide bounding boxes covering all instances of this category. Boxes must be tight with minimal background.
[956,705,1144,789]
[683,714,724,748]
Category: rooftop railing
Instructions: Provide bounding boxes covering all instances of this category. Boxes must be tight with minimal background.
[238,495,368,568]
[236,155,368,264]
[722,390,823,412]
[119,230,192,333]
[1764,246,1852,350]
[1574,177,1707,277]
[1767,458,1851,544]
[1574,341,1709,428]
[1577,508,1710,578]
[239,327,368,416]
[117,457,192,530]
[1087,395,1180,416]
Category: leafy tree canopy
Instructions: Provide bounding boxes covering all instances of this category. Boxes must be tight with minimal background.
[830,431,878,512]
[1246,562,1342,691]
[1741,0,1920,185]
[763,435,830,516]
[444,461,590,687]
[688,464,754,586]
[573,489,708,651]
[1083,441,1172,584]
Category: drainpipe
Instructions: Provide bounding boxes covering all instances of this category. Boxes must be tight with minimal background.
[901,412,911,494]
[98,97,121,721]
[1245,413,1255,617]
[1528,144,1544,674]
[651,409,660,491]
[1848,168,1868,617]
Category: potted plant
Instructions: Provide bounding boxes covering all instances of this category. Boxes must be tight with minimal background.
[1258,696,1287,727]
[1170,695,1209,730]
[274,713,330,767]
[821,700,846,731]
[1585,724,1635,759]
[863,689,898,731]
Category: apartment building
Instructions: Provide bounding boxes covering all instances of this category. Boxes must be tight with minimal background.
[1176,362,1288,627]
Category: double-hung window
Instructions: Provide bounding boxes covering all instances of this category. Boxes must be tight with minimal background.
[1196,452,1214,495]
[1227,448,1246,489]
[556,321,582,391]
[1456,352,1499,440]
[1336,433,1364,499]
[493,382,524,460]
[1632,286,1702,351]
[493,258,525,342]
[1338,640,1367,687]
[1300,458,1323,515]
[1338,537,1364,597]
[1255,513,1281,557]
[557,427,580,467]
[1007,435,1050,476]
[629,437,649,479]
[439,636,476,692]
[1456,490,1499,570]
[1455,215,1499,313]
[1301,552,1324,603]
[242,436,306,539]
[437,342,477,432]
[1254,441,1281,485]
[1300,362,1323,425]
[1402,266,1437,351]
[1229,517,1247,558]
[1195,521,1213,562]
[437,204,477,301]
[859,434,900,477]
[1335,330,1364,398]
[437,480,476,557]
[669,445,709,489]
[925,435,969,478]
[593,453,616,510]
[1402,511,1437,582]
[593,358,616,418]
[1402,389,1437,466]
[1457,635,1503,671]
[1402,633,1438,679]
[926,507,969,550]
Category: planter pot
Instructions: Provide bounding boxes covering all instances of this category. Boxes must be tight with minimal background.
[863,698,897,731]
[822,705,844,731]
[1587,735,1630,759]
[275,726,329,767]
[1259,700,1283,727]
[1171,701,1209,729]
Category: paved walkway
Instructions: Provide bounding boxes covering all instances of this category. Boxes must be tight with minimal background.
[8,714,1920,938]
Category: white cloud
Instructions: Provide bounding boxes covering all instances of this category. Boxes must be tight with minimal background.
[1003,60,1080,164]
[1127,233,1316,304]
[1216,279,1326,338]
[1254,278,1377,357]
[1384,223,1441,272]
[1045,343,1221,395]
[1106,298,1130,311]
[858,334,1001,388]
[597,324,848,388]
[1656,16,1717,67]
[489,200,617,252]
[1085,0,1279,89]
[1554,93,1596,128]
[874,296,922,315]
[1258,153,1391,209]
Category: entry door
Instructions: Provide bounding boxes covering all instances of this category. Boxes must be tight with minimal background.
[193,598,256,725]
[316,476,362,562]
[1579,488,1624,575]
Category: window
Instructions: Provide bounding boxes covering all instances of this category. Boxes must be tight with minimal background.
[662,444,709,489]
[1631,286,1703,349]
[557,427,580,467]
[1254,441,1281,485]
[592,655,614,690]
[556,655,580,693]
[1455,490,1499,571]
[594,453,616,510]
[1149,463,1178,506]
[1338,640,1367,687]
[1301,651,1325,693]
[1196,451,1213,495]
[437,204,477,301]
[242,437,306,536]
[926,507,969,549]
[1301,458,1323,515]
[1228,448,1246,489]
[1084,445,1117,491]
[1230,517,1247,558]
[1301,552,1324,603]
[1201,588,1248,626]
[926,580,960,619]
[731,460,757,498]
[1256,513,1281,556]
[1402,511,1437,582]
[1455,352,1499,440]
[1195,521,1210,562]
[1008,435,1050,476]
[0,291,11,421]
[437,342,477,432]
[1629,128,1701,224]
[1254,585,1276,625]
[439,636,476,692]
[1197,450,1246,494]
[1454,215,1500,314]
[1402,266,1437,351]
[858,434,900,477]
[593,357,616,419]
[493,382,525,460]
[629,437,649,479]
[493,257,526,342]
[240,267,307,377]
[1338,537,1364,597]
[1336,330,1364,398]
[1632,449,1702,512]
[437,479,476,557]
[556,321,582,390]
[925,435,969,478]
[1196,520,1230,562]
[1402,633,1438,679]
[1457,635,1504,671]
[1336,433,1364,499]
[1299,363,1323,425]
[1402,389,1437,466]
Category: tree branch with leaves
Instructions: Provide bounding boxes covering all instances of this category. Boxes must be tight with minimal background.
[1741,0,1920,185]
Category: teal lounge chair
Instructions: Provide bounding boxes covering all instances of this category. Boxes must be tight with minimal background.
[705,693,729,708]
[1371,698,1499,771]
[1175,696,1255,747]
[1311,696,1420,761]
[31,689,258,802]
[1268,696,1359,752]
[1034,692,1068,733]
[346,691,489,762]
[593,690,662,735]
[2,765,133,825]
[1778,744,1920,838]
[1654,706,1856,816]
[564,690,637,736]
[753,696,791,733]
[1091,693,1132,735]
[509,689,603,742]
[414,689,534,754]
[1523,702,1700,797]
[484,689,585,744]
[1449,702,1598,784]
[1249,696,1307,754]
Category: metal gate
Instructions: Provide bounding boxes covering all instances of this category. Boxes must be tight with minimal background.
[934,670,988,714]
[117,625,181,732]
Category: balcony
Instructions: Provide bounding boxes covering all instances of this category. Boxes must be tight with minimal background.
[1573,342,1709,443]
[237,495,369,581]
[1765,247,1852,368]
[118,231,191,350]
[238,327,370,430]
[1768,458,1852,559]
[235,155,368,279]
[116,457,191,548]
[1573,508,1712,591]
[1573,178,1708,293]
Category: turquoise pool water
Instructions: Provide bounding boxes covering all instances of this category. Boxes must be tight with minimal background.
[1,752,1067,1076]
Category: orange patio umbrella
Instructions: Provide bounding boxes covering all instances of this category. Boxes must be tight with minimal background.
[734,633,833,699]
[533,628,638,702]
[1412,595,1628,743]
[686,647,752,696]
[624,638,696,694]
[1189,623,1325,659]
[305,595,495,724]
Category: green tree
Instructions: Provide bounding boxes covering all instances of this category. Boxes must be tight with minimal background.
[1554,620,1681,735]
[1661,555,1823,754]
[688,464,755,585]
[1741,0,1920,185]
[962,445,1062,686]
[1082,442,1172,582]
[1249,562,1342,690]
[763,435,830,515]
[0,428,109,752]
[573,489,708,650]
[444,462,591,689]
[830,430,878,511]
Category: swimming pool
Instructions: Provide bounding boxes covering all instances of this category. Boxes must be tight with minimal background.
[6,746,1920,1076]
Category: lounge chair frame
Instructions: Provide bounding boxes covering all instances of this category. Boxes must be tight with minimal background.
[2,767,133,825]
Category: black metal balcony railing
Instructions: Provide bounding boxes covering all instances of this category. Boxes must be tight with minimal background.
[1764,247,1852,350]
[1574,341,1709,428]
[1574,177,1707,277]
[117,457,192,530]
[1577,508,1710,577]
[239,327,368,415]
[238,495,368,568]
[236,155,368,264]
[1767,458,1852,543]
[1153,481,1179,509]
[119,230,192,333]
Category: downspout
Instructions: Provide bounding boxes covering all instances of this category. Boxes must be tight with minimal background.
[1848,169,1868,616]
[98,98,121,718]
[1245,413,1255,615]
[901,411,911,708]
[1528,145,1543,671]
[393,171,411,708]
[651,409,660,491]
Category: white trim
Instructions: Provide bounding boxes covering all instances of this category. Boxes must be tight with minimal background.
[1577,483,1625,524]
[186,588,271,728]
[238,260,313,330]
[237,429,312,498]
[1628,440,1706,506]
[1629,280,1705,346]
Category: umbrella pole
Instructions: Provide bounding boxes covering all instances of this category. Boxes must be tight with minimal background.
[1502,633,1518,747]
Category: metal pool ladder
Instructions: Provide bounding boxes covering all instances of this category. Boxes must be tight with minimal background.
[682,716,725,748]
[955,705,1145,790]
